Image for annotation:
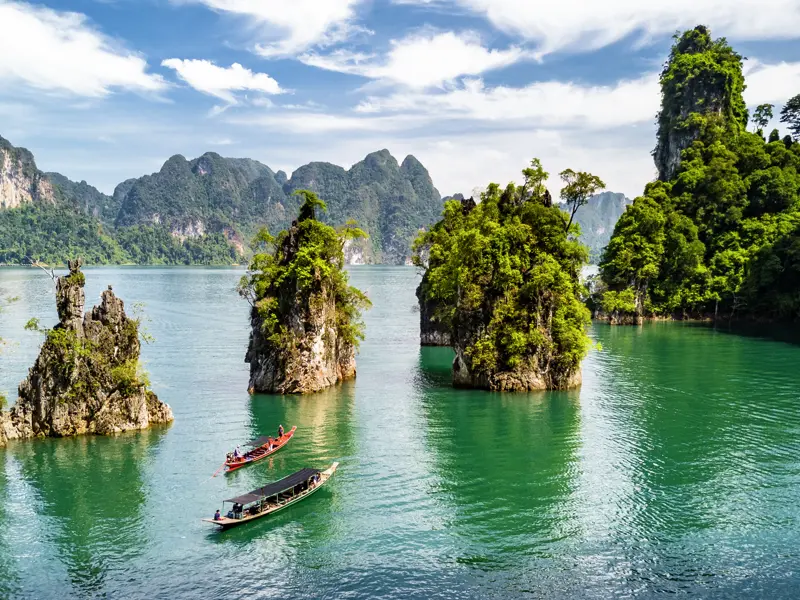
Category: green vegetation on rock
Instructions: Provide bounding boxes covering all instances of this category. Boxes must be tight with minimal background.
[601,25,800,321]
[414,159,594,390]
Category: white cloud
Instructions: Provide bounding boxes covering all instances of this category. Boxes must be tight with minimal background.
[744,61,800,106]
[396,0,800,56]
[0,0,165,97]
[183,0,365,57]
[162,59,283,105]
[301,31,524,88]
[355,73,661,128]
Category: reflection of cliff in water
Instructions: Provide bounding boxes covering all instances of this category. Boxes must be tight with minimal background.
[583,322,800,587]
[6,429,167,596]
[215,385,356,554]
[247,383,356,469]
[415,347,583,568]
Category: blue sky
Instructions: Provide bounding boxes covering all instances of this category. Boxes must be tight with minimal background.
[2,0,800,198]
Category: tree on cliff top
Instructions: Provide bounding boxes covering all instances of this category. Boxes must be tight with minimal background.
[560,169,606,232]
[781,94,800,141]
[414,159,593,390]
[239,190,371,352]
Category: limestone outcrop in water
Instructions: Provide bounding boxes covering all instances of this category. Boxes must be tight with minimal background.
[241,191,370,394]
[0,259,173,445]
[413,161,593,391]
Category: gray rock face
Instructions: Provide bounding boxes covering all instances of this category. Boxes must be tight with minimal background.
[0,136,56,209]
[1,260,173,444]
[451,346,582,391]
[416,277,450,346]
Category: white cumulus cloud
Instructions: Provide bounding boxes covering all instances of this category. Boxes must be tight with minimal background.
[0,0,165,97]
[162,59,283,105]
[301,31,524,88]
[181,0,365,57]
[396,0,800,56]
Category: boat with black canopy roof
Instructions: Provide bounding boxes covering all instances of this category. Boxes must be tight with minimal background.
[203,462,339,529]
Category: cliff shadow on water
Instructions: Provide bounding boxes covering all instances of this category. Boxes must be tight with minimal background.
[0,428,168,597]
[415,346,583,570]
[683,320,800,348]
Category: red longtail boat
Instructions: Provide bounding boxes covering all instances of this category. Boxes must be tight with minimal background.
[221,426,297,474]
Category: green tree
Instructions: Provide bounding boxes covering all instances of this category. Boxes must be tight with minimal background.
[780,94,800,140]
[600,25,800,322]
[559,169,606,232]
[752,103,774,133]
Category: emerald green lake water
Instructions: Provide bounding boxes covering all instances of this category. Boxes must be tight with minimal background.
[1,266,799,599]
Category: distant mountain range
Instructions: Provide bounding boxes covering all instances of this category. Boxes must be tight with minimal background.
[571,192,632,262]
[0,134,628,265]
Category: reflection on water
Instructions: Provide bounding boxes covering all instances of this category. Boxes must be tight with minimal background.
[1,267,800,598]
[0,429,167,597]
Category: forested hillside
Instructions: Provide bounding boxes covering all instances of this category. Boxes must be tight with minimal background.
[0,137,443,265]
[600,25,800,321]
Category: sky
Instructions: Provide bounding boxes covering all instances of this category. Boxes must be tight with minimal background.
[2,0,800,198]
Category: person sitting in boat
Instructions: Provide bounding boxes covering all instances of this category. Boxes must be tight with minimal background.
[277,424,284,438]
[214,509,222,521]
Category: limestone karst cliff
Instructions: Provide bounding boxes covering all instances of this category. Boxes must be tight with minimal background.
[414,162,592,392]
[241,191,370,394]
[0,135,56,210]
[0,259,172,444]
[653,25,748,181]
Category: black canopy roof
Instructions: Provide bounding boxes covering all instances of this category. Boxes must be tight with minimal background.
[225,468,320,505]
[244,435,273,447]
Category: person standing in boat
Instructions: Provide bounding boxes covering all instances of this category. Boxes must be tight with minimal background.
[233,446,241,460]
[277,424,284,438]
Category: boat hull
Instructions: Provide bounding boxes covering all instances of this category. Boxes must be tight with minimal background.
[224,426,297,474]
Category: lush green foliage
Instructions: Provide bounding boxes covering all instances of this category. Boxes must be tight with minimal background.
[239,190,371,351]
[654,26,747,180]
[602,26,800,320]
[0,204,241,266]
[414,160,593,386]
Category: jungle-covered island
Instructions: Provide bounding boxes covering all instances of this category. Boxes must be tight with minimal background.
[599,26,800,323]
[0,259,172,446]
[414,160,604,391]
[239,191,371,394]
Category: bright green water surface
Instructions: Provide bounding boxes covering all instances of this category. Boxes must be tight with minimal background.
[0,266,799,599]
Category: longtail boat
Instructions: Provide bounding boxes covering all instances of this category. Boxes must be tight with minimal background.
[222,426,297,475]
[203,462,339,529]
